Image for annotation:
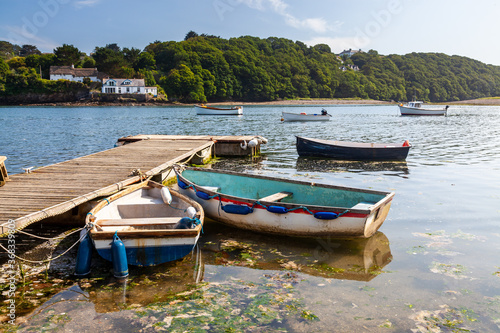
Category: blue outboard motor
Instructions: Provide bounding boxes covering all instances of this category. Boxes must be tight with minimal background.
[111,231,129,278]
[75,230,92,277]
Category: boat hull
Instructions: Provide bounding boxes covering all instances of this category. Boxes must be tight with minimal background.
[87,181,204,266]
[399,105,447,116]
[92,236,199,266]
[282,112,331,122]
[296,136,411,161]
[195,105,243,115]
[174,167,394,238]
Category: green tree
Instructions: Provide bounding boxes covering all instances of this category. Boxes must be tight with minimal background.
[0,41,17,60]
[6,57,26,70]
[135,52,156,70]
[92,46,127,77]
[19,44,41,57]
[82,56,96,68]
[24,53,56,79]
[54,44,83,66]
[185,31,199,40]
[160,64,205,102]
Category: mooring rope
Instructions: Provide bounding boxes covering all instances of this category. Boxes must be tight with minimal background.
[13,226,85,241]
[0,227,89,264]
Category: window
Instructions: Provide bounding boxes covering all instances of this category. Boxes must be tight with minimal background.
[108,81,115,86]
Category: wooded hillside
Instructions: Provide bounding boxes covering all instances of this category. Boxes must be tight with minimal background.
[1,34,499,103]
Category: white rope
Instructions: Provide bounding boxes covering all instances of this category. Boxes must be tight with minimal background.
[0,229,88,264]
[14,227,85,241]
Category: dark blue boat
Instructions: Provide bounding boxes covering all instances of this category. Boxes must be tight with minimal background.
[296,136,411,161]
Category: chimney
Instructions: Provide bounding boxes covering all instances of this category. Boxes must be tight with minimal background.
[71,64,74,68]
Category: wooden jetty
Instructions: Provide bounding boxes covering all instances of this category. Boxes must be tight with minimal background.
[0,135,264,235]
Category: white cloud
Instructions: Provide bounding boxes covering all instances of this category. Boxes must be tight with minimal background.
[74,0,101,9]
[285,16,330,33]
[240,0,335,33]
[1,25,59,51]
[268,0,288,15]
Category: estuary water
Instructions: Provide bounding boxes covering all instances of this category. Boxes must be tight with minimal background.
[1,104,500,332]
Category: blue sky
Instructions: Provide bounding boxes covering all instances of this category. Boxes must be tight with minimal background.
[1,0,499,65]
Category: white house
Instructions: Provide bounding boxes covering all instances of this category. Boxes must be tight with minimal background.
[145,86,158,97]
[50,65,100,82]
[102,78,145,94]
[339,49,362,58]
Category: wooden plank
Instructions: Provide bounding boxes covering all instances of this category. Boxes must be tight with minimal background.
[260,191,293,202]
[98,217,182,226]
[0,137,219,234]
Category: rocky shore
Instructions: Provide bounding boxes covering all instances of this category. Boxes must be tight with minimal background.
[5,97,500,107]
[16,98,394,107]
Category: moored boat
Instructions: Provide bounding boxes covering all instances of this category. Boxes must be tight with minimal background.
[296,136,411,161]
[86,180,204,267]
[195,104,243,115]
[281,109,331,122]
[398,101,448,116]
[174,166,395,238]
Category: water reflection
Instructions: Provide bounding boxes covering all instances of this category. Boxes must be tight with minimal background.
[77,221,392,314]
[200,220,392,282]
[296,157,409,176]
[80,245,204,313]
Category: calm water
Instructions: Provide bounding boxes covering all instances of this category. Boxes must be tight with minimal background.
[1,104,500,332]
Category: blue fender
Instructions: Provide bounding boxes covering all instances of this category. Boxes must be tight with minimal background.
[111,231,129,278]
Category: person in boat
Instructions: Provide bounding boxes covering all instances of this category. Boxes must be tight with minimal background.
[321,109,328,115]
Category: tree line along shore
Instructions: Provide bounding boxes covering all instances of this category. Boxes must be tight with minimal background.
[1,32,500,105]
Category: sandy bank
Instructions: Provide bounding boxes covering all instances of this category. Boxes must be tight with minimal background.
[443,98,500,106]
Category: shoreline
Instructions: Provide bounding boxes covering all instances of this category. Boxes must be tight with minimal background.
[4,98,395,107]
[2,97,500,107]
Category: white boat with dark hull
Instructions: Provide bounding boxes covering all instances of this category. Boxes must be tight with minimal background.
[195,104,243,115]
[282,110,331,122]
[86,180,204,267]
[398,101,449,116]
[174,166,395,238]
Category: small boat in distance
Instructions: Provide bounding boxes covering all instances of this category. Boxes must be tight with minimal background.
[282,109,331,122]
[174,166,395,238]
[399,101,449,116]
[296,136,411,161]
[86,180,204,267]
[195,104,243,115]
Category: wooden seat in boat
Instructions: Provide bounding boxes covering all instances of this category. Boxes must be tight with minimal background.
[260,191,293,202]
[97,217,183,226]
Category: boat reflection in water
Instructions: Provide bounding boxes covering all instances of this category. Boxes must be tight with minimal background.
[296,157,409,176]
[80,245,204,313]
[200,220,392,282]
[33,220,390,319]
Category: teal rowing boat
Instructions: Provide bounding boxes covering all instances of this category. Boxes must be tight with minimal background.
[174,166,395,238]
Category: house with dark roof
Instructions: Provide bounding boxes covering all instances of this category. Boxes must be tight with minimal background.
[49,65,102,82]
[102,78,145,94]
